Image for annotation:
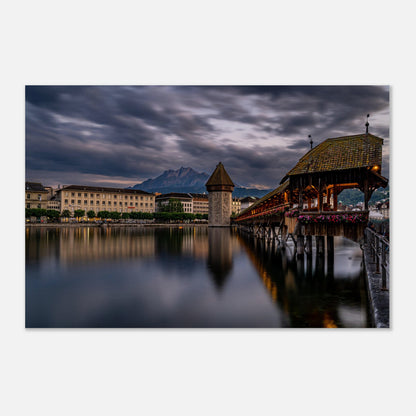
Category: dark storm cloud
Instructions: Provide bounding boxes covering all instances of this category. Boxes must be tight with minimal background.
[26,85,389,188]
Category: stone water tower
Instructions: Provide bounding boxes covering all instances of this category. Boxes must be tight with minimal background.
[205,162,234,227]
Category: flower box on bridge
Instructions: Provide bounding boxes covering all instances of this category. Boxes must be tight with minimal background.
[286,210,369,241]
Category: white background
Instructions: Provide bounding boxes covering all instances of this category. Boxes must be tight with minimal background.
[1,1,414,415]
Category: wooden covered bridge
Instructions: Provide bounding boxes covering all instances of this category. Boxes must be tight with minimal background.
[233,132,388,255]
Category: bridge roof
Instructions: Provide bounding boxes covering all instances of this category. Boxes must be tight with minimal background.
[237,180,289,217]
[282,133,384,182]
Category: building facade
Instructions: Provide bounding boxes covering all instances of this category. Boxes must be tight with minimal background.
[25,182,49,209]
[240,196,259,211]
[232,197,241,216]
[155,193,193,213]
[189,193,209,215]
[56,185,155,215]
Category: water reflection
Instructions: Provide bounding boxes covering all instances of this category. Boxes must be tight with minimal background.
[237,232,368,328]
[25,226,369,328]
[207,228,233,290]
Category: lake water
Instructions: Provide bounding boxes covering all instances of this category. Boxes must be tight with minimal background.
[25,226,370,328]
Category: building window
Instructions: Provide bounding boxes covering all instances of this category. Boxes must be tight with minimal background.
[38,194,42,200]
[27,194,31,199]
[65,199,68,204]
[135,196,138,200]
[119,202,122,206]
[96,201,99,205]
[125,196,128,199]
[125,202,127,206]
[84,200,87,205]
[135,203,138,206]
[27,203,30,208]
[150,203,153,207]
[71,200,75,204]
[141,196,143,201]
[90,193,94,197]
[140,203,143,207]
[114,195,117,199]
[130,196,133,200]
[71,192,75,197]
[90,200,94,205]
[102,201,106,205]
[108,201,111,206]
[96,194,100,198]
[145,203,148,207]
[78,193,81,197]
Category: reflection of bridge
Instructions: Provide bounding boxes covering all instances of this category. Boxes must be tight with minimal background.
[234,132,388,253]
[236,232,367,328]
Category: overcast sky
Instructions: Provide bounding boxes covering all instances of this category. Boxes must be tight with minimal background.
[26,85,389,189]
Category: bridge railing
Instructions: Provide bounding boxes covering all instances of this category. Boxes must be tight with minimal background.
[364,227,390,290]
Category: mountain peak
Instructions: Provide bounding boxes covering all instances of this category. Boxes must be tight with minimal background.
[130,167,273,198]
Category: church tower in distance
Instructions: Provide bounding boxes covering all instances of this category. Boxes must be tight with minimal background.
[205,162,235,227]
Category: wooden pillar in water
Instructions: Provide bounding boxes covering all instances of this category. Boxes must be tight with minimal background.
[297,234,304,256]
[306,235,312,254]
[327,236,334,255]
[316,236,325,255]
[327,236,334,279]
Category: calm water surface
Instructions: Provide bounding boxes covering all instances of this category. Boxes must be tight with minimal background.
[26,226,370,328]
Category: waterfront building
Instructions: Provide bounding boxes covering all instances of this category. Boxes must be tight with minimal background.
[232,197,241,215]
[47,196,61,211]
[25,182,49,209]
[206,162,235,227]
[189,193,209,215]
[56,185,155,215]
[380,201,389,219]
[155,192,193,213]
[240,196,258,210]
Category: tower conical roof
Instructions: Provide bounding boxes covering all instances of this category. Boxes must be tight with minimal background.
[205,162,234,187]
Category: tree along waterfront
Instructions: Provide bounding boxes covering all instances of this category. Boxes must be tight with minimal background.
[25,208,208,224]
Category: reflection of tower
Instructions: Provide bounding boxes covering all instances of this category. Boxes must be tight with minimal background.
[207,228,233,290]
[205,162,235,227]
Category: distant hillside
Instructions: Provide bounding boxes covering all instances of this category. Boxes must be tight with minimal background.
[130,167,273,198]
[338,185,390,206]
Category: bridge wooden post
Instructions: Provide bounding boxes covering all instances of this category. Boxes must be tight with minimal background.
[299,188,304,212]
[318,184,323,212]
[333,186,338,211]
